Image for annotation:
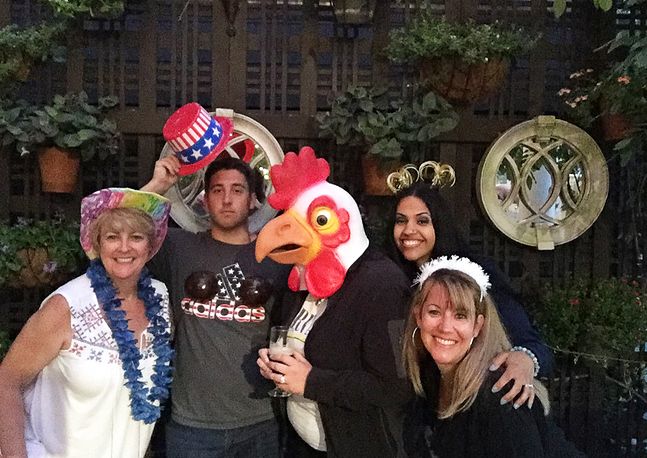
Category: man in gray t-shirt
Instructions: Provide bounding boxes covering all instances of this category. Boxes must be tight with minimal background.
[143,155,289,457]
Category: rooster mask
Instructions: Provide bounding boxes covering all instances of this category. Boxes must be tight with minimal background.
[255,147,369,298]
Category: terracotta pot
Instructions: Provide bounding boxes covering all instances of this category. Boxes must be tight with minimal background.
[419,57,509,104]
[600,113,632,141]
[362,156,400,196]
[8,248,65,288]
[37,147,80,193]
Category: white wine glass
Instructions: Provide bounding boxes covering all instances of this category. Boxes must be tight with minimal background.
[268,325,292,398]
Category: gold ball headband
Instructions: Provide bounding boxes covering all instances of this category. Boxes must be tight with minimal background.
[386,161,456,194]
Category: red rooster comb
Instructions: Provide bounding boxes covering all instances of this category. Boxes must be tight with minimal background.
[268,147,330,210]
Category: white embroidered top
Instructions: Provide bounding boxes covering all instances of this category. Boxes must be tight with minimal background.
[22,274,170,458]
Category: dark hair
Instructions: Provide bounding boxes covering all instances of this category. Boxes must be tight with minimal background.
[251,167,266,205]
[389,182,472,281]
[204,156,256,194]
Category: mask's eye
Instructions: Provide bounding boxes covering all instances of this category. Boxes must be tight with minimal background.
[310,207,339,235]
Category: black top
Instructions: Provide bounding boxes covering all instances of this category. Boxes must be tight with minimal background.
[408,371,585,458]
[279,247,412,458]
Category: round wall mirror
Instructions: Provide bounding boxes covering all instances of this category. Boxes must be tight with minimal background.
[160,108,284,234]
[476,116,608,250]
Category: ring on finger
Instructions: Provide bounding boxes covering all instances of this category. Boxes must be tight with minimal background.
[524,383,534,389]
[279,374,286,384]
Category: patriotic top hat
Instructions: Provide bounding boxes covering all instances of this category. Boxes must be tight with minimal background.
[163,103,234,176]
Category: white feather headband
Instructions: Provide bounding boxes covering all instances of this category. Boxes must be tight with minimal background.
[414,255,491,300]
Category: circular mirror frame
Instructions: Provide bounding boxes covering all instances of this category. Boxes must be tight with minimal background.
[476,116,609,250]
[160,108,284,234]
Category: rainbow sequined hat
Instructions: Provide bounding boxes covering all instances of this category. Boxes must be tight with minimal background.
[80,188,171,260]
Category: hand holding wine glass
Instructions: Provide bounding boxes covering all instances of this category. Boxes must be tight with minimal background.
[267,326,292,398]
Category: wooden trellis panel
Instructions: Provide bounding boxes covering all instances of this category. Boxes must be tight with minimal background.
[1,1,644,454]
[0,0,620,293]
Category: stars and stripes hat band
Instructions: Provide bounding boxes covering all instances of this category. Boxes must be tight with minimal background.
[163,102,234,176]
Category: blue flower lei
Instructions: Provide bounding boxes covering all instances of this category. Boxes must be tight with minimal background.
[87,259,173,424]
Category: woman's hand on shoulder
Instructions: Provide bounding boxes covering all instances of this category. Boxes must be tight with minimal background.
[0,295,72,389]
[489,350,536,409]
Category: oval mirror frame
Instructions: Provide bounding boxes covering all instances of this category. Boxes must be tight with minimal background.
[476,116,608,250]
[160,108,284,234]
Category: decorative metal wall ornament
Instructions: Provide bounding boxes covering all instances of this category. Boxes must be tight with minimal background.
[159,108,284,234]
[330,0,377,25]
[476,116,608,250]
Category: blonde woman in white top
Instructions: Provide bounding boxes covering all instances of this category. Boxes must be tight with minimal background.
[0,188,173,458]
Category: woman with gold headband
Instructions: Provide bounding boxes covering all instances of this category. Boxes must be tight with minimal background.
[403,256,583,457]
[388,162,552,411]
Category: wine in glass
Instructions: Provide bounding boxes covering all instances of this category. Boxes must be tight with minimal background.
[268,325,292,398]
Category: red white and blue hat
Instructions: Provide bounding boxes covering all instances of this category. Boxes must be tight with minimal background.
[163,103,234,176]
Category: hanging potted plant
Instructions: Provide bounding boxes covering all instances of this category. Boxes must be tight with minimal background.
[44,0,126,18]
[557,67,645,142]
[316,85,458,195]
[0,91,120,193]
[0,216,86,289]
[0,23,66,90]
[386,16,538,104]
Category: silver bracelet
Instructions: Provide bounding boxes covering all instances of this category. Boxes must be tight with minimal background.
[511,346,540,377]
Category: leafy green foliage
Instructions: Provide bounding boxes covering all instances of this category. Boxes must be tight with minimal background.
[316,85,458,162]
[0,217,85,287]
[386,16,537,65]
[598,30,647,166]
[558,31,647,166]
[0,23,66,89]
[0,100,42,156]
[44,0,125,18]
[532,278,647,358]
[558,66,646,143]
[553,0,613,18]
[0,92,120,161]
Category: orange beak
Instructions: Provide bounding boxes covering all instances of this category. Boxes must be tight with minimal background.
[255,210,321,266]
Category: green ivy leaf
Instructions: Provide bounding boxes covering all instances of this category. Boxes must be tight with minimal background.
[76,129,98,141]
[553,0,567,17]
[59,133,83,148]
[597,0,613,11]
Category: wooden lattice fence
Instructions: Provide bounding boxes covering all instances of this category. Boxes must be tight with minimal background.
[1,1,646,456]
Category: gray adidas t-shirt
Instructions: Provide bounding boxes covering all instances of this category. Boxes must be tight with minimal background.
[150,228,289,429]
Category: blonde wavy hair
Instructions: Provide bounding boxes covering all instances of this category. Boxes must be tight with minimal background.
[89,207,155,257]
[402,269,549,419]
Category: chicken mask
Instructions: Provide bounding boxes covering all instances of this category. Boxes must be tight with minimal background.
[255,147,369,298]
